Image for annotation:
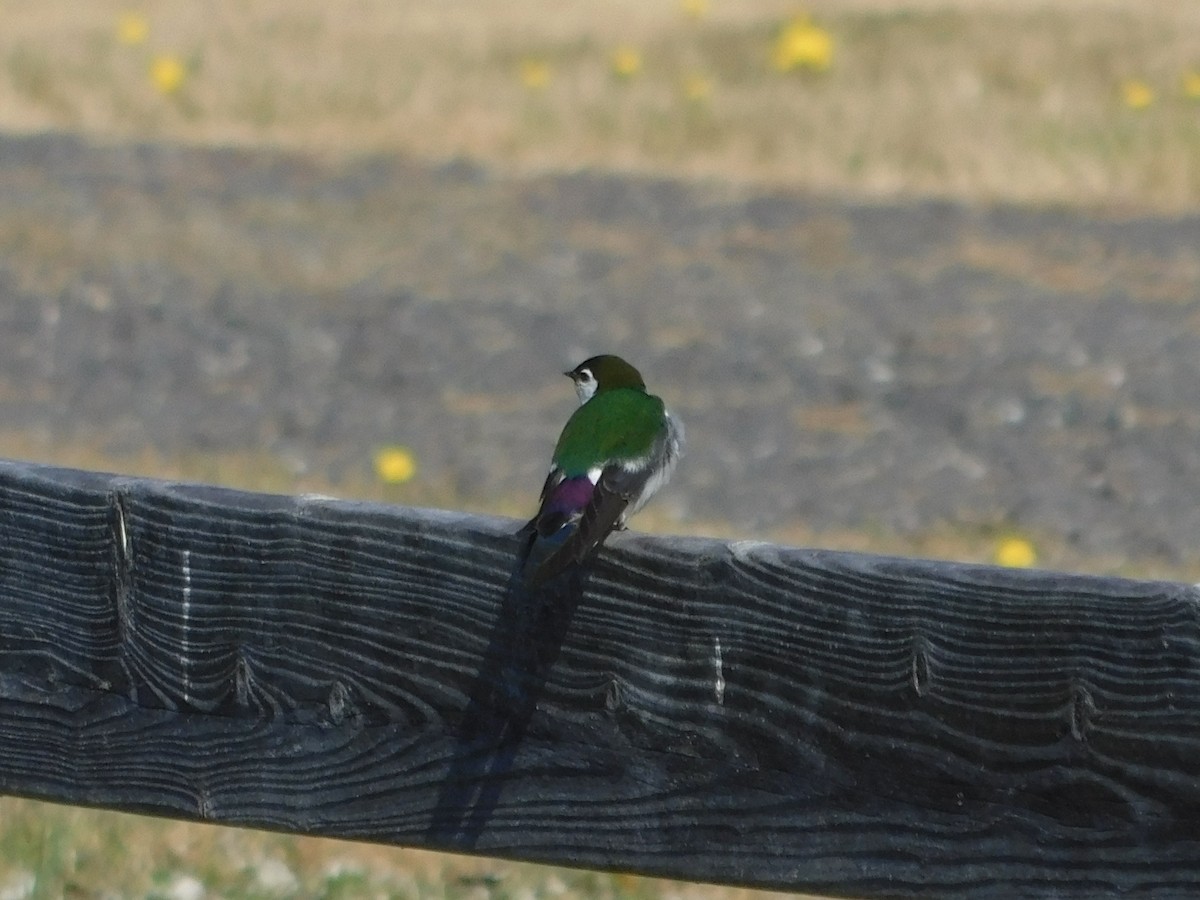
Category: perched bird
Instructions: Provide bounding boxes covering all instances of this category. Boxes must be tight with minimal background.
[520,354,683,586]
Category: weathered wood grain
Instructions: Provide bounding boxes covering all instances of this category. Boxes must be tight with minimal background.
[1,458,1199,898]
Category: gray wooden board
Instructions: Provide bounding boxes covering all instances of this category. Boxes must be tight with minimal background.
[1,458,1199,898]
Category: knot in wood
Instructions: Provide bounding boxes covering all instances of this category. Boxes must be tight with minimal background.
[196,788,214,820]
[910,637,932,698]
[605,677,623,712]
[328,680,354,725]
[1069,681,1096,742]
[234,653,253,708]
[108,490,135,638]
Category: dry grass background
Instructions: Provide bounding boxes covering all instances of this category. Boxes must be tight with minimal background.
[1,1,1199,897]
[1,0,1199,208]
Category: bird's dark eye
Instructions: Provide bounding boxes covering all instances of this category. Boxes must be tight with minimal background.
[579,370,594,382]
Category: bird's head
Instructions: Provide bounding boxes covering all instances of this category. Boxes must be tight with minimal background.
[565,354,646,403]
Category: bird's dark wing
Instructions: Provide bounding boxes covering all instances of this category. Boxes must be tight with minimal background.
[529,463,646,586]
[517,468,563,536]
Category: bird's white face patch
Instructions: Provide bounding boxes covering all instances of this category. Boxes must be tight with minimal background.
[573,368,597,404]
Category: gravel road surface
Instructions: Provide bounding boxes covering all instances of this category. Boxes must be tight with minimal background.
[2,132,1199,569]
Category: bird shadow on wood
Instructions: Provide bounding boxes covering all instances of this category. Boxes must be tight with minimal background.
[424,540,587,850]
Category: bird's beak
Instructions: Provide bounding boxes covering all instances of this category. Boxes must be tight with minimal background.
[563,371,574,379]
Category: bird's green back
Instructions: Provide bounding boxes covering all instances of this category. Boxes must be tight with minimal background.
[553,388,665,474]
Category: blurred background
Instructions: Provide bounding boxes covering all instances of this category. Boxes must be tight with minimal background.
[1,1,1199,897]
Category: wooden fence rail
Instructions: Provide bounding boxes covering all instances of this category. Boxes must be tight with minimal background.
[0,458,1199,898]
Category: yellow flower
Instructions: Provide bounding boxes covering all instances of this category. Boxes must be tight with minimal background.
[772,16,834,73]
[1120,79,1154,110]
[611,46,642,80]
[149,55,186,94]
[682,72,713,102]
[519,58,551,90]
[994,536,1037,569]
[1183,70,1200,100]
[374,446,417,484]
[680,0,709,20]
[116,11,149,46]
